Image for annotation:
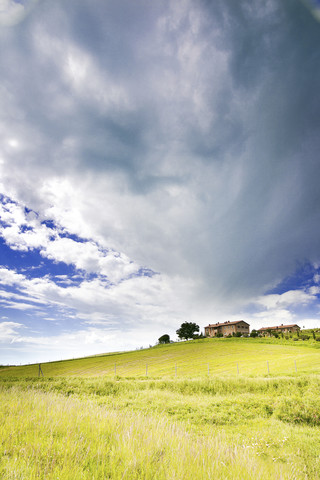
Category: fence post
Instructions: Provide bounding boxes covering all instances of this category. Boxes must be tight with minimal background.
[146,364,148,376]
[207,363,210,375]
[114,363,116,375]
[267,361,269,374]
[237,362,239,374]
[294,360,297,372]
[38,364,44,377]
[175,363,177,377]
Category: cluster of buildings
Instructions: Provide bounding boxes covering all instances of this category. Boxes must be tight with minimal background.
[204,321,300,337]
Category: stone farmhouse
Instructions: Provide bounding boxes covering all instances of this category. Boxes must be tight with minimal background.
[258,324,300,335]
[204,320,250,337]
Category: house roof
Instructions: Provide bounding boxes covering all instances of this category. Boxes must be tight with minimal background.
[258,324,300,331]
[205,320,250,328]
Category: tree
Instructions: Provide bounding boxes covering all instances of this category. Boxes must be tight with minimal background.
[176,322,199,340]
[158,334,170,344]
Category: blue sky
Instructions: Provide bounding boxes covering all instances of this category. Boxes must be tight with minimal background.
[1,0,320,364]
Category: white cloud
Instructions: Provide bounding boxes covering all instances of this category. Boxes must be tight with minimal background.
[309,286,320,295]
[0,320,24,342]
[0,0,25,27]
[250,309,295,327]
[256,290,316,310]
[1,300,38,310]
[0,199,54,251]
[0,0,39,27]
[0,197,141,283]
[0,266,202,332]
[242,288,320,331]
[0,267,25,286]
[2,326,158,364]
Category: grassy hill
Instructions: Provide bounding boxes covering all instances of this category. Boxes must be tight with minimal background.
[2,337,320,478]
[1,336,320,377]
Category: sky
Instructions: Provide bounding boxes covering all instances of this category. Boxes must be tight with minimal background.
[1,0,320,365]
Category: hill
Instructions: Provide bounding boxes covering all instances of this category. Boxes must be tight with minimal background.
[2,337,320,478]
[1,336,320,377]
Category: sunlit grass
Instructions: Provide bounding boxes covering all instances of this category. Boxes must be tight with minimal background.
[2,338,320,478]
[1,337,320,378]
[0,385,310,479]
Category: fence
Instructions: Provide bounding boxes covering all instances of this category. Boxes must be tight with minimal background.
[29,357,319,377]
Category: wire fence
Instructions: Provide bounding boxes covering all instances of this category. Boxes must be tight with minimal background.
[35,356,320,377]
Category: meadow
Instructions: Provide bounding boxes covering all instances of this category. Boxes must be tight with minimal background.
[1,337,320,479]
[1,336,320,378]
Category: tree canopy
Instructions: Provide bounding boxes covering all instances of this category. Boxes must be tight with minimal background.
[176,322,199,340]
[158,334,170,344]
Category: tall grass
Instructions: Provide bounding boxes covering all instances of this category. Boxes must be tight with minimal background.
[2,339,320,478]
[1,375,320,478]
[0,387,305,480]
[2,374,320,398]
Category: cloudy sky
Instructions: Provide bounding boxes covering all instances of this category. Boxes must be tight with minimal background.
[1,0,320,364]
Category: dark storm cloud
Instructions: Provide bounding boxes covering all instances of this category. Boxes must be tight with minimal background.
[174,0,320,297]
[1,0,320,304]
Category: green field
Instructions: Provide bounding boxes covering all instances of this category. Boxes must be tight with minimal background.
[1,337,320,378]
[1,337,320,479]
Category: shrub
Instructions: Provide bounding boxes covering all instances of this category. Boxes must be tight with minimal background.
[274,395,320,425]
[158,334,170,344]
[300,335,310,341]
[193,333,204,339]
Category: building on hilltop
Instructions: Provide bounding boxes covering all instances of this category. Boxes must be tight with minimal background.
[204,320,250,337]
[258,324,300,336]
